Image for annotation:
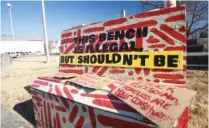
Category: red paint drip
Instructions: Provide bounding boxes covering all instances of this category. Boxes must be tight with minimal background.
[89,107,96,128]
[53,116,56,128]
[63,116,66,124]
[144,68,150,75]
[128,71,134,76]
[47,102,52,127]
[135,68,141,74]
[69,105,78,123]
[56,112,61,128]
[82,105,86,112]
[44,101,48,126]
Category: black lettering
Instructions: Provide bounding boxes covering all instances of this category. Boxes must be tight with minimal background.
[168,55,178,67]
[77,45,83,53]
[102,43,109,52]
[98,54,105,64]
[142,27,148,37]
[89,34,95,43]
[74,37,78,43]
[136,28,142,38]
[107,32,114,41]
[138,55,149,66]
[154,55,165,66]
[77,56,83,63]
[83,55,89,63]
[106,54,112,63]
[126,29,135,39]
[112,53,121,63]
[119,42,129,52]
[99,33,106,41]
[115,30,125,40]
[90,55,97,64]
[60,56,65,63]
[109,43,118,52]
[123,54,132,65]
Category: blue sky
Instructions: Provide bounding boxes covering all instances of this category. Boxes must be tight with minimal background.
[2,1,152,41]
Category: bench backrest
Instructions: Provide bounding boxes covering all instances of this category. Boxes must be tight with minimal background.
[59,6,186,85]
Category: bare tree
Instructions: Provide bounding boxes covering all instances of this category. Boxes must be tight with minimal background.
[140,1,208,39]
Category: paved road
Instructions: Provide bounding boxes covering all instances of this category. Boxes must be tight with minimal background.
[1,105,31,128]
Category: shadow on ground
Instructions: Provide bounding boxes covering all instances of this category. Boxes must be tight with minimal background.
[13,85,36,127]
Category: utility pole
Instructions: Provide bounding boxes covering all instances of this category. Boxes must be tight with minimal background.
[121,9,126,17]
[41,0,50,63]
[7,3,15,53]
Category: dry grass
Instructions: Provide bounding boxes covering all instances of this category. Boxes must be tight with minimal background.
[187,70,208,128]
[1,56,208,128]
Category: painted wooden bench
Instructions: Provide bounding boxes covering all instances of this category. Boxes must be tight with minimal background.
[30,5,189,128]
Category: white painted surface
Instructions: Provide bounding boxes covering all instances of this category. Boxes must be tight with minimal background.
[0,41,45,54]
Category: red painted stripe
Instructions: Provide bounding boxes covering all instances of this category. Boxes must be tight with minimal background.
[31,84,40,88]
[82,105,86,112]
[44,101,48,128]
[135,6,185,18]
[56,112,61,128]
[165,14,185,22]
[53,95,59,102]
[163,79,186,84]
[103,18,127,26]
[53,116,56,128]
[64,44,75,54]
[31,90,38,95]
[80,93,119,101]
[83,27,105,33]
[38,77,62,83]
[154,74,184,79]
[33,104,38,112]
[75,116,85,128]
[69,105,78,123]
[48,88,53,93]
[128,71,134,76]
[92,99,136,113]
[36,102,43,107]
[164,46,186,52]
[108,84,117,90]
[47,102,52,127]
[178,26,186,32]
[136,37,143,48]
[97,115,154,128]
[55,105,66,112]
[160,24,186,43]
[146,36,160,44]
[55,85,62,96]
[70,89,78,94]
[59,69,84,74]
[34,80,48,86]
[97,67,108,76]
[109,69,125,74]
[85,66,88,73]
[32,96,42,102]
[152,69,173,72]
[61,38,74,44]
[36,120,41,127]
[144,68,150,75]
[59,46,64,53]
[89,107,96,128]
[107,20,157,32]
[63,117,66,124]
[135,68,141,74]
[92,66,100,73]
[60,98,70,109]
[151,28,175,45]
[148,44,166,48]
[41,109,44,127]
[61,32,72,38]
[63,86,74,100]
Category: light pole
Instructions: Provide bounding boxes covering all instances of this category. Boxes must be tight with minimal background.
[41,0,50,63]
[7,3,15,54]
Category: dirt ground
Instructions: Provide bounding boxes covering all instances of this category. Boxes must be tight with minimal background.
[1,55,208,128]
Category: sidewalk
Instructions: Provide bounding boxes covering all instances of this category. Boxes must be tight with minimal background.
[1,105,31,128]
